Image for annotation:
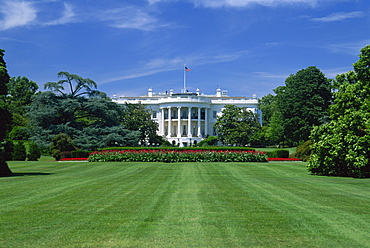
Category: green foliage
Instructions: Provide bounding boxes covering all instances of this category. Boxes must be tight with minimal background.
[269,67,332,144]
[258,94,276,126]
[0,49,12,176]
[267,149,289,158]
[196,136,219,147]
[120,103,159,145]
[71,150,91,158]
[7,76,38,114]
[11,142,27,161]
[44,71,104,98]
[214,105,261,146]
[50,133,76,161]
[26,88,140,150]
[88,149,267,163]
[8,125,29,140]
[291,140,313,162]
[308,45,370,178]
[26,142,41,161]
[97,147,256,152]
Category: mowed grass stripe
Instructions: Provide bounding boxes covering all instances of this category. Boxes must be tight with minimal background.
[1,162,370,247]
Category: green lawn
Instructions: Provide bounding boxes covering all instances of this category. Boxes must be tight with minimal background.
[1,161,370,247]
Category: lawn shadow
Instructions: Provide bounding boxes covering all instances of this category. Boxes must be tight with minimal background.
[9,172,53,177]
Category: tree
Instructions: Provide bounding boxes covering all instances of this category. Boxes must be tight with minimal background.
[6,76,39,141]
[120,103,159,145]
[0,49,12,176]
[50,133,76,160]
[275,66,332,144]
[214,105,261,146]
[7,76,39,114]
[308,45,370,178]
[258,94,276,126]
[44,71,104,98]
[26,74,140,150]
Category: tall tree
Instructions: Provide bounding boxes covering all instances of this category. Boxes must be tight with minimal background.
[27,73,140,150]
[7,76,39,114]
[214,104,261,146]
[0,49,12,176]
[308,45,370,177]
[6,76,39,140]
[276,66,332,144]
[120,103,159,145]
[44,71,104,98]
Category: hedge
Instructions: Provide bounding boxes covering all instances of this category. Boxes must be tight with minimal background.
[88,149,267,163]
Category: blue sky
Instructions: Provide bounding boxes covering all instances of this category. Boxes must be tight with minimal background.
[1,0,369,98]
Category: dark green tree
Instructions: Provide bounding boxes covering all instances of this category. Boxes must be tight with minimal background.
[7,76,39,114]
[50,133,76,160]
[258,93,276,126]
[275,66,332,144]
[26,142,41,161]
[6,76,39,140]
[308,45,370,177]
[214,105,261,146]
[0,49,12,176]
[121,103,159,145]
[27,74,140,150]
[44,71,104,98]
[11,142,27,161]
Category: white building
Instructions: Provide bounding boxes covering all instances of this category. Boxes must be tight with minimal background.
[113,87,261,147]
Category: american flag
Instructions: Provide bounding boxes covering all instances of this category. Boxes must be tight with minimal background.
[184,66,191,72]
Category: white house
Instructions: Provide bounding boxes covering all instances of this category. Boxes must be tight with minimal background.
[112,87,261,147]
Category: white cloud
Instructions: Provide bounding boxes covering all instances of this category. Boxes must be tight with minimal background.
[0,1,37,30]
[101,51,247,84]
[327,40,370,55]
[99,6,165,31]
[44,3,76,26]
[311,11,363,22]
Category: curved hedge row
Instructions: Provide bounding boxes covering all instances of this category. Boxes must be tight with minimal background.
[88,149,267,163]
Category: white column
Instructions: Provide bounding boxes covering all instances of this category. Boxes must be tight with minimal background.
[205,108,208,136]
[168,107,172,137]
[177,107,181,137]
[197,108,201,137]
[188,107,192,137]
[160,108,165,136]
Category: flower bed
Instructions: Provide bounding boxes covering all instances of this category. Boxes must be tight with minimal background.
[88,149,267,163]
[267,158,301,161]
[59,158,89,162]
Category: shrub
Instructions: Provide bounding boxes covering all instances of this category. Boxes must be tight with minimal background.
[267,149,289,158]
[26,142,41,161]
[50,133,76,161]
[88,149,267,163]
[196,136,219,147]
[12,142,26,161]
[71,150,91,158]
[291,140,313,162]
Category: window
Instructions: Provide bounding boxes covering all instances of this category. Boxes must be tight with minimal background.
[213,111,217,119]
[152,111,157,118]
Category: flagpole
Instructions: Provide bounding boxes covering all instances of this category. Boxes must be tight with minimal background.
[183,64,186,93]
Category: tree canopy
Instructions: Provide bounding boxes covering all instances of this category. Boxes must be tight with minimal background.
[308,45,370,178]
[0,49,12,176]
[120,103,160,145]
[44,71,105,98]
[266,66,332,145]
[27,73,140,151]
[214,105,261,146]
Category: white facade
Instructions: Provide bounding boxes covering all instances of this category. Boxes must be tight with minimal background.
[113,88,261,147]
